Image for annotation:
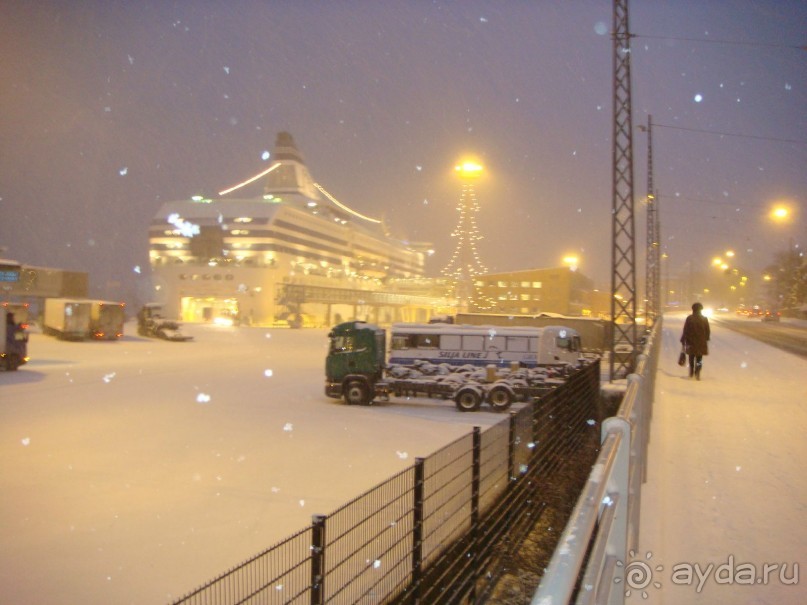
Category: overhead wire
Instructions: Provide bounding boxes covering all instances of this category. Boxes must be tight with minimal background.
[633,33,806,51]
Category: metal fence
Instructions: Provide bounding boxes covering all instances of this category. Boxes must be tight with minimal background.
[170,359,602,605]
[530,319,662,605]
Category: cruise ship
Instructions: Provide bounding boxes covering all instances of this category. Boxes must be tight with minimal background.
[148,132,450,326]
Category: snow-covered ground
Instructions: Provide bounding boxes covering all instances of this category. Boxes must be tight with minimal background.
[633,314,806,604]
[0,322,520,605]
[3,317,804,604]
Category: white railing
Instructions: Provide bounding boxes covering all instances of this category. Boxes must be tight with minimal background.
[531,319,662,605]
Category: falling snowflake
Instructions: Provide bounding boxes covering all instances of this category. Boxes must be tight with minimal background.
[103,372,116,383]
[264,369,274,377]
[261,150,271,161]
[196,393,211,404]
[133,265,141,274]
[119,167,128,176]
[21,437,31,446]
[694,94,703,103]
[396,451,408,459]
[283,423,293,432]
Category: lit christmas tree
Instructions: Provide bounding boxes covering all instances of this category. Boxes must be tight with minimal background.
[441,161,494,311]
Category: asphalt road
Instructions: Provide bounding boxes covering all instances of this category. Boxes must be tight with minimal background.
[712,316,807,359]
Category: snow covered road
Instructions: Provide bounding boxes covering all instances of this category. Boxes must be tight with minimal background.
[634,314,806,604]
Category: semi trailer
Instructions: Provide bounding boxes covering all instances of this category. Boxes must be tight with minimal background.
[325,321,584,412]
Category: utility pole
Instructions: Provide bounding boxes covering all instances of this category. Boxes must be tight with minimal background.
[610,0,637,380]
[640,115,660,329]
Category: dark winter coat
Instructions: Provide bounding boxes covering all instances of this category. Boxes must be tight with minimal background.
[681,312,710,356]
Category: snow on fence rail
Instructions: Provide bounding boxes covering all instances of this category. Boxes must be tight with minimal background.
[531,319,662,605]
[169,360,602,605]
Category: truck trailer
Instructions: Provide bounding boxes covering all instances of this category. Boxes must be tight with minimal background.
[43,298,125,340]
[43,298,92,340]
[88,300,125,340]
[325,321,583,412]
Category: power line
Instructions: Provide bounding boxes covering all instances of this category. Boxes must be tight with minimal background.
[634,33,806,51]
[663,194,760,208]
[654,123,807,145]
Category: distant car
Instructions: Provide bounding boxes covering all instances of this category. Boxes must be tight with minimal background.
[761,310,780,322]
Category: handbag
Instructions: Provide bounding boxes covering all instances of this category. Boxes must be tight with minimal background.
[678,347,687,366]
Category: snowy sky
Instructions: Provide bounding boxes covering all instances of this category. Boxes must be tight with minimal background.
[1,1,805,301]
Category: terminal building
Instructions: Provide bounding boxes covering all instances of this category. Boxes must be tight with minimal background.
[148,132,452,326]
[474,266,597,317]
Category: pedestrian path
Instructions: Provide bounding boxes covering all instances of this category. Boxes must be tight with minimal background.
[632,314,806,604]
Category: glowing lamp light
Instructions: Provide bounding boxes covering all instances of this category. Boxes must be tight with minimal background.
[454,161,484,178]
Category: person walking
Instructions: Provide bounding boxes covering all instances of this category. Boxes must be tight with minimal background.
[681,302,710,380]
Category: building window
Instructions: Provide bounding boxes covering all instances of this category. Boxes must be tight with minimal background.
[532,282,542,288]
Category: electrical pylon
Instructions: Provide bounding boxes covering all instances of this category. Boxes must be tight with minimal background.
[610,0,638,380]
[641,115,660,328]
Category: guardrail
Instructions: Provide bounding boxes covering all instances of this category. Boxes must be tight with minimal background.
[531,319,662,605]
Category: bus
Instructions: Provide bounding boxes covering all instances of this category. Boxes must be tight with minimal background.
[388,323,582,368]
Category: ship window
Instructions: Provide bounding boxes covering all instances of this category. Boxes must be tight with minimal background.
[189,226,224,260]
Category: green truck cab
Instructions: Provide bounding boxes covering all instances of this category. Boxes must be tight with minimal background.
[325,321,386,405]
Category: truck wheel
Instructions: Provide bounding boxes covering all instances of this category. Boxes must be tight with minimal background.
[454,387,482,412]
[5,354,20,371]
[344,380,371,406]
[487,385,513,411]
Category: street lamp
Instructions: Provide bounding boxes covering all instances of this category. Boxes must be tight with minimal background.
[562,255,580,271]
[454,160,484,179]
[770,206,790,222]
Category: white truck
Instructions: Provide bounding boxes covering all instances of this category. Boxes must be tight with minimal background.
[43,298,125,340]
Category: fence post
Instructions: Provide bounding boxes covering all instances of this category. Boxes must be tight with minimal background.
[469,426,482,601]
[411,457,425,604]
[508,411,517,483]
[310,514,326,605]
